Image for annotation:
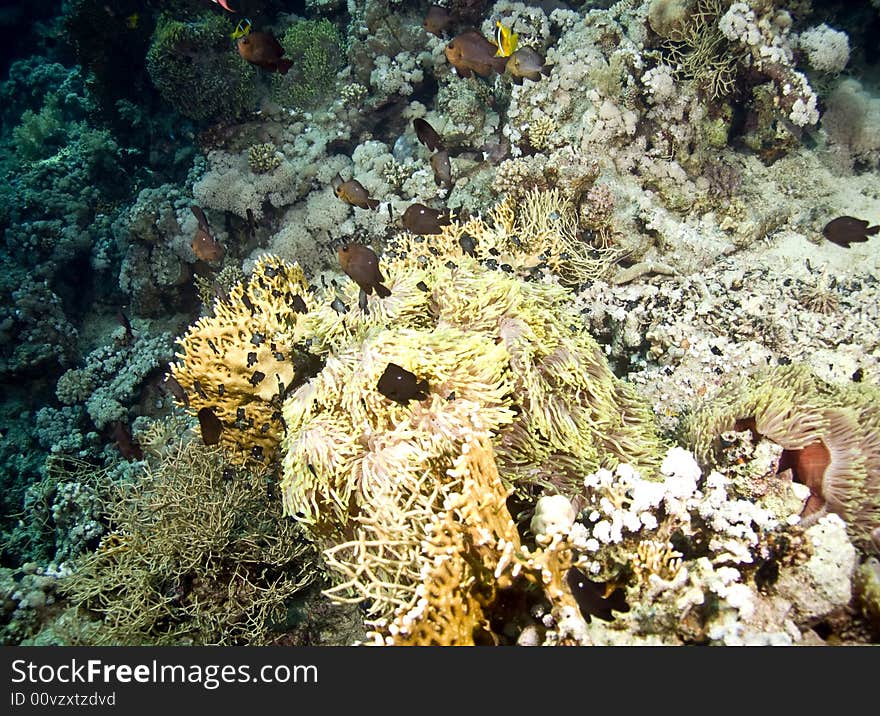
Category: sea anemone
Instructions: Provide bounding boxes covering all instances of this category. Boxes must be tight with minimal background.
[685,364,880,550]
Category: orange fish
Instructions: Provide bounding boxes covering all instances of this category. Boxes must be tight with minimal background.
[332,173,380,210]
[338,243,392,297]
[423,5,451,37]
[402,203,451,235]
[237,32,293,74]
[190,205,225,262]
[445,30,508,79]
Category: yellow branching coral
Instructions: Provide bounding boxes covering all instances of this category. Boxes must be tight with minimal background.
[170,256,317,464]
[685,364,880,549]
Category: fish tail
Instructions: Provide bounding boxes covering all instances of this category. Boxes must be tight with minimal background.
[541,64,552,77]
[492,56,509,74]
[276,58,294,75]
[375,283,392,298]
[868,224,880,236]
[367,198,380,210]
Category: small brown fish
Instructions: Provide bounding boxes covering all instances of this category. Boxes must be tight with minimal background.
[162,374,189,407]
[377,363,429,404]
[197,406,224,446]
[190,205,225,262]
[402,203,451,235]
[332,173,380,210]
[506,47,551,84]
[338,243,392,297]
[822,215,879,248]
[109,420,143,462]
[445,30,508,79]
[566,567,629,623]
[237,32,293,74]
[115,308,134,345]
[413,118,445,152]
[423,5,451,37]
[430,150,452,188]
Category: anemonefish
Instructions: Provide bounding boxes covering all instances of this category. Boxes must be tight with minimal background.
[493,21,518,58]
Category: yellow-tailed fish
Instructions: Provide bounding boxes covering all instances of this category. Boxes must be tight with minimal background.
[231,18,252,40]
[493,21,518,58]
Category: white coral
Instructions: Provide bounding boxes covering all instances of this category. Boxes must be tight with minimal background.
[798,24,850,74]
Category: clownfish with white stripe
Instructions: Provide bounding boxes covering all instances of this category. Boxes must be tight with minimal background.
[493,21,518,58]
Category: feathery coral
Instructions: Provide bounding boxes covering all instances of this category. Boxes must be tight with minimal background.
[279,256,664,536]
[326,434,590,645]
[63,430,319,645]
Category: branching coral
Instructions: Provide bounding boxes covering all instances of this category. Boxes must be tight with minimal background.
[685,364,880,550]
[62,430,320,645]
[247,143,282,174]
[170,256,321,465]
[659,0,741,100]
[326,434,589,645]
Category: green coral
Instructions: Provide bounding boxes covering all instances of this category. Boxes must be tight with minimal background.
[12,95,67,163]
[271,19,345,110]
[146,13,257,122]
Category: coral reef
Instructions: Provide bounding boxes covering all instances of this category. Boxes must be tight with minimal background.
[56,328,174,430]
[2,0,878,648]
[272,19,345,111]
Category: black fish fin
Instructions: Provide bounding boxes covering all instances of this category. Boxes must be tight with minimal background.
[867,224,880,236]
[541,64,553,77]
[276,58,293,75]
[367,197,380,210]
[375,283,392,298]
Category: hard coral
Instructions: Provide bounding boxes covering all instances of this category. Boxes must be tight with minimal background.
[62,432,319,645]
[247,143,282,174]
[170,256,320,465]
[685,364,880,550]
